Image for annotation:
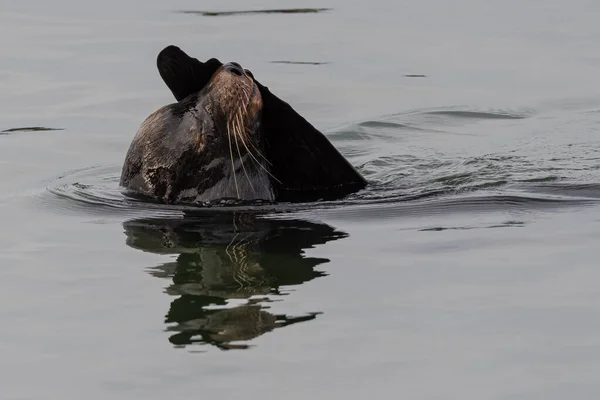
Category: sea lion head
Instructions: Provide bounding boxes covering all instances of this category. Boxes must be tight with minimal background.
[120,60,274,204]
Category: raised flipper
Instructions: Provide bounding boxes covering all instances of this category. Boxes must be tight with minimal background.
[156,45,367,202]
[156,45,222,102]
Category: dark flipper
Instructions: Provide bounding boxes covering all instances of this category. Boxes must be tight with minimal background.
[256,81,367,202]
[157,45,222,102]
[156,45,367,202]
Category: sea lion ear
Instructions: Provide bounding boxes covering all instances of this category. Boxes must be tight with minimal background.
[156,45,223,102]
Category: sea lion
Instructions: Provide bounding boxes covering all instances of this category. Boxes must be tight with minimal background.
[120,45,367,204]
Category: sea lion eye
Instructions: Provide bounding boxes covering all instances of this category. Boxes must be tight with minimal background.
[244,69,254,79]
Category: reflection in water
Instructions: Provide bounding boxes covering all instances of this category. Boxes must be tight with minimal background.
[123,211,348,350]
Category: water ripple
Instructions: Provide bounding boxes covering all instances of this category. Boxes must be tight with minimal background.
[39,105,600,220]
[41,168,600,222]
[421,110,529,120]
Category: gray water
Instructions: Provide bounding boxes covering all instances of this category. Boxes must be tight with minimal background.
[2,1,600,399]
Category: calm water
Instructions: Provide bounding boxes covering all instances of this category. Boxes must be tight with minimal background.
[2,1,600,399]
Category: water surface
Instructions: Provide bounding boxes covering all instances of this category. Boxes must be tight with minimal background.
[2,1,600,399]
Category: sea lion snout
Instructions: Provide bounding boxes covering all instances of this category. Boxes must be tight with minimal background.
[224,62,244,77]
[208,62,262,121]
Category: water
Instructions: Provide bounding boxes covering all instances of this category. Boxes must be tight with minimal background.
[2,1,600,399]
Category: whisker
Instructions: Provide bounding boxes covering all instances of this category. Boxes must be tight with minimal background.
[233,113,259,165]
[249,138,272,165]
[236,91,274,166]
[226,124,241,199]
[234,112,282,184]
[231,119,256,194]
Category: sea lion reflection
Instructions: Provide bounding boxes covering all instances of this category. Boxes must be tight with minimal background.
[123,212,348,350]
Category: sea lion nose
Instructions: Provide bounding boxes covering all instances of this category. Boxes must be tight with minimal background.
[226,62,244,76]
